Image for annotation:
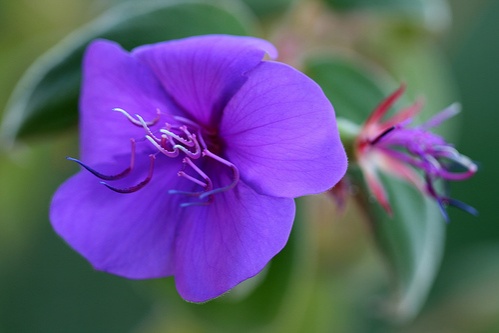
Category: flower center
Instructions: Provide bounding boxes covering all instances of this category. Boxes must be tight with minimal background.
[69,108,239,207]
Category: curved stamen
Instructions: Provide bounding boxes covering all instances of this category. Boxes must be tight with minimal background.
[67,139,136,180]
[178,171,207,187]
[423,173,478,221]
[113,108,160,127]
[169,190,214,207]
[431,146,477,180]
[169,189,205,196]
[170,157,215,207]
[173,134,201,159]
[199,150,239,199]
[179,200,212,208]
[443,197,479,216]
[425,154,443,176]
[196,131,209,150]
[101,155,155,193]
[183,157,213,191]
[378,144,473,181]
[136,114,161,142]
[378,147,425,169]
[160,128,196,147]
[437,159,477,180]
[145,135,179,157]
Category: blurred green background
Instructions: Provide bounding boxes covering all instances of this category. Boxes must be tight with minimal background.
[1,0,498,332]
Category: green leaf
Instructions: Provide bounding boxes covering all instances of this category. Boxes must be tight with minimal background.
[305,56,393,125]
[241,0,294,17]
[324,0,434,16]
[0,0,253,143]
[325,0,421,11]
[323,0,452,35]
[355,169,445,322]
[409,246,499,332]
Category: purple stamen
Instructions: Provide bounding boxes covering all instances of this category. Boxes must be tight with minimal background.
[179,200,212,208]
[169,189,205,196]
[136,114,161,142]
[421,103,460,130]
[178,171,208,187]
[424,174,478,221]
[183,157,213,191]
[160,127,196,147]
[444,197,479,216]
[101,154,156,193]
[67,139,136,180]
[197,131,209,150]
[173,134,201,159]
[199,150,240,199]
[145,135,179,158]
[91,109,241,205]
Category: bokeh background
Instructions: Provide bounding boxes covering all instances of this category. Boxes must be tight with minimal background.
[1,0,498,332]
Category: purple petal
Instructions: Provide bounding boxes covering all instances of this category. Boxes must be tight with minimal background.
[132,35,277,128]
[220,61,347,198]
[50,157,182,279]
[173,174,295,302]
[80,39,177,165]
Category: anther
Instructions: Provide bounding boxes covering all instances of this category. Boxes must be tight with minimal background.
[113,108,160,127]
[67,139,136,180]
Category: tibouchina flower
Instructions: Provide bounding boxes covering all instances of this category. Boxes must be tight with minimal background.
[50,35,347,302]
[355,85,477,220]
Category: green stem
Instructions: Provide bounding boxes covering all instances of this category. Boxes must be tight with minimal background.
[337,117,361,161]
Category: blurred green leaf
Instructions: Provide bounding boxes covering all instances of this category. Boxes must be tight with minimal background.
[406,246,499,333]
[324,0,451,35]
[305,56,393,125]
[324,0,442,17]
[373,36,456,118]
[0,0,252,143]
[355,170,445,322]
[325,0,424,12]
[241,0,294,18]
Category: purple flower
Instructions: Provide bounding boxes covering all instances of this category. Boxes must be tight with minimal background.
[355,84,477,220]
[50,35,347,302]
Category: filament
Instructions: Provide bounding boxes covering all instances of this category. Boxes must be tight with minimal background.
[101,155,155,193]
